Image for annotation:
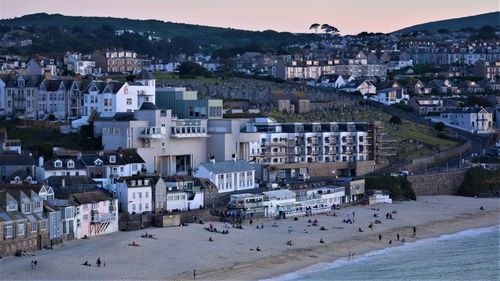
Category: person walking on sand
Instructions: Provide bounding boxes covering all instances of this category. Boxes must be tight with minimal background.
[31,260,34,270]
[97,257,101,267]
[397,233,400,241]
[193,269,197,279]
[413,226,416,237]
[379,234,382,241]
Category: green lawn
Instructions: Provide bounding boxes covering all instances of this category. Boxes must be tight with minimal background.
[153,72,218,83]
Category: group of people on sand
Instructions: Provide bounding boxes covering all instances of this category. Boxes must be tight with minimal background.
[141,232,157,239]
[82,257,105,267]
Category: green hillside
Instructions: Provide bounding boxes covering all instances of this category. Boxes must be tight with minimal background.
[0,13,316,52]
[395,12,500,33]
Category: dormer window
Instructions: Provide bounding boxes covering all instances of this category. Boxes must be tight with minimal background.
[94,159,103,166]
[67,160,75,168]
[54,160,62,168]
[109,155,116,163]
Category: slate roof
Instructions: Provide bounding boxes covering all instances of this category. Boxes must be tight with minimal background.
[47,176,98,188]
[139,102,157,110]
[0,155,34,166]
[198,160,254,174]
[70,189,112,205]
[5,75,44,88]
[119,149,145,164]
[44,157,85,171]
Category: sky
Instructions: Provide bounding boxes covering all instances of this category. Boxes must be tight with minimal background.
[0,0,498,34]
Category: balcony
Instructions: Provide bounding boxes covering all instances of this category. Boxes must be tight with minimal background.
[91,212,117,224]
[139,127,165,139]
[263,141,287,147]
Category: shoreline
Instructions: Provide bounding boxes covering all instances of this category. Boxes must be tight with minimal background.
[193,210,500,281]
[0,196,498,281]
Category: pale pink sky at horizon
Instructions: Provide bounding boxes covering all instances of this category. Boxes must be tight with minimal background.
[0,0,498,34]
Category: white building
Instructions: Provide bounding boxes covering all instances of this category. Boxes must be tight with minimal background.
[193,158,256,194]
[38,157,88,180]
[430,107,494,134]
[370,88,409,105]
[165,191,204,212]
[83,70,155,117]
[117,176,153,214]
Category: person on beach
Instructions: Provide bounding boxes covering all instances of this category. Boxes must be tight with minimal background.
[389,240,392,244]
[97,257,101,267]
[379,234,382,241]
[402,238,405,243]
[193,269,197,279]
[34,260,37,268]
[480,206,484,210]
[397,233,400,241]
[320,238,324,244]
[413,226,416,237]
[31,260,34,270]
[209,236,213,242]
[256,246,261,251]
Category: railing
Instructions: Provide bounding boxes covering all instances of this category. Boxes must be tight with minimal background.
[139,127,165,139]
[91,213,117,224]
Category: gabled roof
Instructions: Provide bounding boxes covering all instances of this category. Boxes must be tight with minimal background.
[0,154,34,166]
[198,160,254,174]
[118,149,145,164]
[345,79,373,88]
[71,189,112,205]
[44,157,85,171]
[139,102,157,110]
[81,152,127,166]
[6,75,44,88]
[47,176,98,187]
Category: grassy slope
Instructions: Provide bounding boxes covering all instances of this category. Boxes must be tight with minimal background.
[395,11,500,33]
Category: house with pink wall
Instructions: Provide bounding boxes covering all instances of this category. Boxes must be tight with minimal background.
[68,190,118,239]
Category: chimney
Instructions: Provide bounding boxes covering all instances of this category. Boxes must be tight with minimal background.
[209,154,215,164]
[232,153,237,162]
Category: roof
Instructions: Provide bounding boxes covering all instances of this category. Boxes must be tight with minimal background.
[262,189,297,199]
[0,154,34,166]
[0,210,12,222]
[135,70,154,80]
[80,152,127,166]
[198,160,254,174]
[163,175,194,183]
[44,157,85,171]
[139,102,157,110]
[47,176,98,187]
[119,149,145,164]
[71,190,112,204]
[443,107,490,114]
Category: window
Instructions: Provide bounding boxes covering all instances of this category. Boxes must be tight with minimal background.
[5,223,13,238]
[30,221,37,233]
[17,222,25,236]
[67,160,75,168]
[24,203,31,213]
[40,220,47,230]
[83,204,88,210]
[132,192,136,199]
[132,164,138,171]
[54,160,62,168]
[126,98,132,105]
[109,155,116,163]
[92,203,98,210]
[77,219,81,228]
[145,203,149,210]
[83,214,89,221]
[120,167,124,172]
[138,192,142,199]
[145,192,149,198]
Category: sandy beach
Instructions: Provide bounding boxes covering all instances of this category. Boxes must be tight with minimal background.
[0,195,498,280]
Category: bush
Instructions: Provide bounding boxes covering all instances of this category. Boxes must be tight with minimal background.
[457,167,500,196]
[366,176,416,201]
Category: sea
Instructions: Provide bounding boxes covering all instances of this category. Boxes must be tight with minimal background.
[265,226,500,281]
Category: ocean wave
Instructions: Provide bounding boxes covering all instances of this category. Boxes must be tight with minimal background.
[262,225,500,281]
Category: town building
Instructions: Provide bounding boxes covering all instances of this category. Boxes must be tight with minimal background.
[155,87,223,119]
[91,50,141,74]
[65,189,118,239]
[93,102,208,176]
[116,176,153,214]
[193,158,256,194]
[430,107,494,134]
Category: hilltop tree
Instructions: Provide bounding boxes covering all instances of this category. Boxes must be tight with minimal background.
[321,24,340,37]
[309,23,320,34]
[389,115,402,130]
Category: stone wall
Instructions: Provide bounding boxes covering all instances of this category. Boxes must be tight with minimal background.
[407,169,466,196]
[401,140,471,172]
